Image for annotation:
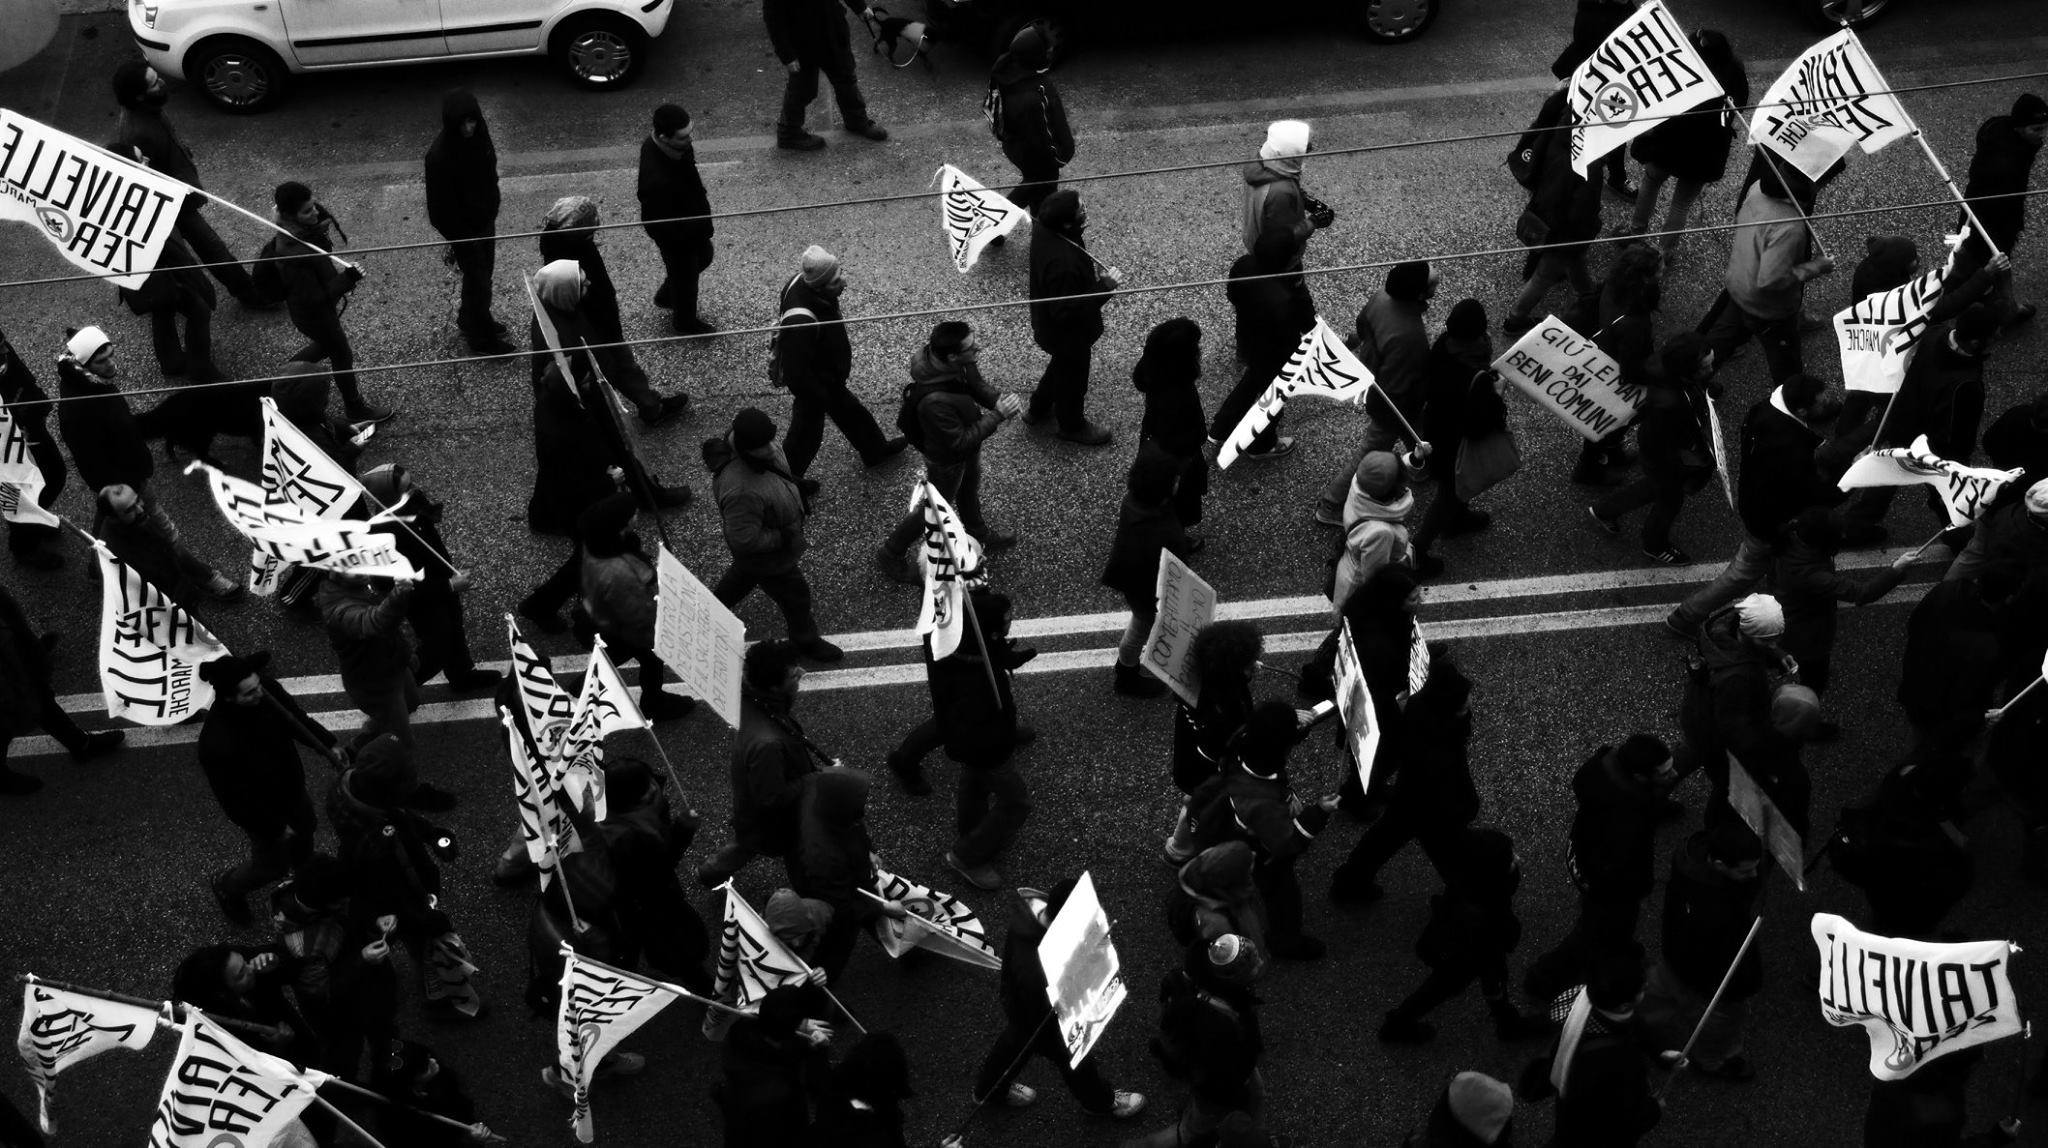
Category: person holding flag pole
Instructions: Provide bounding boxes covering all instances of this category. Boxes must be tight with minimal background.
[0,581,124,796]
[1951,93,2047,332]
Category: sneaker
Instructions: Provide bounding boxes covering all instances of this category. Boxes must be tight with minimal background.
[799,637,845,663]
[211,871,254,926]
[1242,436,1297,461]
[1312,502,1344,527]
[1082,1091,1146,1119]
[846,121,889,141]
[640,394,692,427]
[1057,421,1114,447]
[598,1052,646,1079]
[345,402,396,424]
[998,1082,1038,1108]
[1642,544,1691,566]
[2002,303,2038,332]
[205,571,246,602]
[0,768,41,796]
[873,546,919,586]
[777,131,827,151]
[1663,609,1699,640]
[864,436,912,465]
[946,850,1002,891]
[404,783,460,813]
[467,335,517,356]
[1587,506,1622,536]
[447,668,504,694]
[641,692,697,721]
[72,730,124,763]
[1114,663,1168,699]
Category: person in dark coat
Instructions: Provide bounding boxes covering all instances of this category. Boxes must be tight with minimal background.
[1411,299,1503,566]
[1189,701,1336,961]
[1638,822,1763,1081]
[1519,950,1661,1147]
[1165,841,1270,953]
[715,982,835,1146]
[791,769,908,982]
[517,359,633,633]
[422,89,509,355]
[1241,119,1331,264]
[170,943,321,1062]
[986,25,1073,216]
[1403,1071,1517,1148]
[1573,242,1662,485]
[1951,91,2046,330]
[1946,479,2048,584]
[1549,0,1640,200]
[1380,827,1549,1044]
[108,61,264,307]
[1026,189,1119,445]
[1839,305,2000,541]
[271,359,362,474]
[776,246,906,476]
[1625,30,1749,263]
[1773,507,1914,700]
[639,104,719,334]
[1898,564,2023,810]
[1316,260,1435,527]
[262,181,389,423]
[1502,88,1604,335]
[1131,317,1210,529]
[359,465,501,694]
[1163,621,1263,862]
[698,640,825,887]
[596,757,711,990]
[1983,390,2048,475]
[764,0,888,151]
[1590,334,1717,565]
[939,589,1033,891]
[371,1040,493,1145]
[814,1032,914,1147]
[971,878,1146,1118]
[528,256,690,427]
[705,408,843,662]
[318,571,426,757]
[1211,228,1314,461]
[1676,594,1803,827]
[1522,735,1676,1004]
[578,492,695,719]
[267,860,398,1081]
[1331,653,1482,903]
[539,196,628,347]
[195,651,340,923]
[115,232,220,383]
[1136,935,1270,1147]
[1103,457,1193,699]
[0,326,65,570]
[880,589,1037,798]
[0,585,122,794]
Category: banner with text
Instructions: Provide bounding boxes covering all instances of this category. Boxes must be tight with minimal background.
[703,884,817,1041]
[1728,754,1806,891]
[1140,549,1217,707]
[0,109,189,289]
[256,397,369,593]
[556,949,676,1143]
[16,981,160,1135]
[0,407,59,528]
[502,707,580,893]
[1749,30,1914,181]
[192,461,418,588]
[145,1014,326,1148]
[653,546,744,728]
[1836,434,2023,527]
[1493,317,1642,442]
[913,480,989,660]
[1835,231,1966,396]
[1039,871,1128,1069]
[937,164,1029,272]
[1334,619,1383,790]
[1217,318,1378,468]
[1567,0,1724,175]
[869,867,1003,970]
[97,544,225,725]
[1812,912,2021,1080]
[508,614,577,758]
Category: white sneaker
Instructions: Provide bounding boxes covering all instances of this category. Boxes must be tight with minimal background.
[1002,1082,1038,1107]
[1085,1090,1145,1119]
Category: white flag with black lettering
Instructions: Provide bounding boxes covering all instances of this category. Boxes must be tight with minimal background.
[191,461,418,588]
[1835,231,1966,396]
[1217,318,1380,469]
[256,396,370,592]
[0,407,59,528]
[145,1013,326,1148]
[1566,0,1725,175]
[556,948,676,1143]
[16,981,161,1135]
[0,110,190,289]
[553,637,647,821]
[1836,435,2024,527]
[507,615,577,758]
[502,707,581,892]
[703,884,817,1040]
[914,479,989,660]
[1749,30,1914,181]
[870,867,1003,970]
[936,164,1028,272]
[96,543,225,725]
[1812,912,2021,1080]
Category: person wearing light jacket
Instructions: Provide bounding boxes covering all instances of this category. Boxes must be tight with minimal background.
[1332,446,1435,609]
[1699,162,1835,387]
[704,409,843,663]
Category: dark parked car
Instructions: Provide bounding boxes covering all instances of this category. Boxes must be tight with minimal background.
[917,0,1440,62]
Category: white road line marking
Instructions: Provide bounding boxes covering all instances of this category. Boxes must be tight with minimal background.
[18,582,1932,759]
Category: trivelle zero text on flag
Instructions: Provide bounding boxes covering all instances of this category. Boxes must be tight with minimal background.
[1749,29,1914,182]
[0,110,189,289]
[1566,0,1725,176]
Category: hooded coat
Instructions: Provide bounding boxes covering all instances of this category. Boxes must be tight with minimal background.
[1028,215,1110,351]
[637,134,712,247]
[538,226,623,342]
[1520,89,1604,256]
[1565,748,1663,902]
[317,578,414,686]
[578,502,658,652]
[1961,113,2043,259]
[718,984,833,1137]
[1331,474,1416,613]
[1241,121,1312,256]
[55,356,152,493]
[1228,239,1317,375]
[422,91,499,241]
[1421,326,1505,461]
[1165,843,1271,951]
[1133,318,1208,458]
[901,346,1002,466]
[527,364,625,536]
[703,435,808,576]
[1737,394,1837,540]
[1354,289,1432,409]
[777,275,852,390]
[1414,829,1522,977]
[197,675,333,837]
[110,74,201,189]
[729,688,819,856]
[792,771,882,976]
[989,52,1073,167]
[272,361,362,473]
[326,752,450,936]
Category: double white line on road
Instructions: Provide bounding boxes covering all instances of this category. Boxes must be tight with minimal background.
[21,548,1933,758]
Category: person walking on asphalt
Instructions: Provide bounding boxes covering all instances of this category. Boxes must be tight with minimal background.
[1212,229,1313,463]
[702,408,845,663]
[1952,92,2047,331]
[1501,88,1603,336]
[985,24,1073,217]
[874,321,1024,585]
[638,105,719,335]
[1589,333,1718,565]
[1026,189,1119,446]
[1377,826,1551,1045]
[1621,30,1750,265]
[1241,119,1333,264]
[1696,161,1836,388]
[0,327,65,571]
[1102,458,1195,699]
[0,584,123,795]
[1189,700,1337,961]
[577,491,698,718]
[1519,950,1662,1146]
[194,651,340,925]
[359,464,502,694]
[940,589,1034,892]
[115,234,222,384]
[764,0,890,151]
[1131,317,1211,531]
[108,61,270,310]
[1329,655,1482,905]
[1313,260,1436,521]
[698,639,825,888]
[1132,934,1272,1148]
[1638,822,1764,1083]
[422,89,512,356]
[775,246,908,476]
[318,571,435,765]
[262,181,392,423]
[528,258,691,428]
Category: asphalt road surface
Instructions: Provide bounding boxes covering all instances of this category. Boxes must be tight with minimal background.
[4,1,2048,1145]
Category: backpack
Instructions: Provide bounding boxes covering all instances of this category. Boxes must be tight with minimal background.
[765,276,815,389]
[250,235,289,306]
[894,383,931,452]
[983,83,1005,143]
[1507,90,1568,191]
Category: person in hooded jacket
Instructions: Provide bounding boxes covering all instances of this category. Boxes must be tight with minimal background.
[1951,91,2047,330]
[0,584,123,795]
[814,1031,915,1148]
[1025,190,1120,445]
[1404,1071,1517,1148]
[115,232,221,383]
[107,61,264,307]
[1212,228,1314,461]
[986,25,1073,216]
[517,358,634,634]
[539,196,625,343]
[1772,507,1915,702]
[1131,317,1210,528]
[1676,594,1801,821]
[1983,391,2048,476]
[422,90,510,355]
[791,769,909,982]
[777,245,906,474]
[1132,934,1272,1148]
[1947,479,2048,585]
[358,464,500,694]
[1623,30,1749,263]
[1331,447,1433,605]
[263,181,389,423]
[1331,653,1483,904]
[1189,701,1337,961]
[698,640,826,887]
[875,321,1023,584]
[528,257,690,428]
[715,982,836,1145]
[1589,334,1717,564]
[195,651,341,925]
[1379,826,1550,1045]
[1312,261,1435,522]
[1638,822,1764,1082]
[1163,621,1264,863]
[267,860,400,1081]
[1166,841,1271,953]
[639,103,719,334]
[1241,120,1331,265]
[1103,456,1194,699]
[1502,88,1604,336]
[0,326,65,570]
[97,482,243,604]
[1411,300,1504,569]
[597,757,711,991]
[578,492,697,719]
[706,408,843,662]
[1898,563,2023,810]
[939,589,1034,891]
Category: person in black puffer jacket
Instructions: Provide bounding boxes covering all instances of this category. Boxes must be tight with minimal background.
[1026,190,1119,445]
[937,589,1034,892]
[1380,827,1550,1045]
[776,246,904,475]
[812,1032,915,1148]
[1132,317,1210,528]
[422,89,509,354]
[1330,652,1483,903]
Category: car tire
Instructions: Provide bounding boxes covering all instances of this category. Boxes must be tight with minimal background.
[1803,0,1892,29]
[186,36,288,113]
[990,14,1066,67]
[553,13,648,90]
[1351,0,1438,43]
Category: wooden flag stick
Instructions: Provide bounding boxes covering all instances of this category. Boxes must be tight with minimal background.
[1989,677,2044,723]
[1908,129,2003,260]
[1908,524,1953,562]
[1656,915,1764,1101]
[311,1093,390,1148]
[322,1079,504,1143]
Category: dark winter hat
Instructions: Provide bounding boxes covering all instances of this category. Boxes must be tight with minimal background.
[198,650,270,686]
[1234,699,1301,770]
[1615,733,1672,777]
[1007,23,1051,68]
[577,492,639,543]
[1954,303,2001,344]
[1350,450,1405,501]
[2013,92,2048,127]
[764,889,833,949]
[1444,297,1488,340]
[1385,260,1432,302]
[744,638,804,692]
[603,756,658,807]
[1132,317,1203,393]
[652,103,691,135]
[110,60,152,108]
[929,320,972,355]
[274,181,313,215]
[1769,682,1822,739]
[730,407,777,451]
[1704,820,1765,867]
[1037,188,1082,228]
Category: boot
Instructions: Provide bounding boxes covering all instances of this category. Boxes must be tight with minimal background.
[1489,994,1553,1041]
[886,749,932,797]
[1161,802,1198,865]
[1114,662,1167,699]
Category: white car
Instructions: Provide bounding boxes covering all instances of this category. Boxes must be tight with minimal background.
[127,0,672,113]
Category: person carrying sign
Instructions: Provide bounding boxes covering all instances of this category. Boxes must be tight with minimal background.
[1102,459,1195,700]
[578,493,698,720]
[1637,823,1763,1082]
[1330,653,1480,905]
[1589,334,1716,564]
[1377,826,1550,1046]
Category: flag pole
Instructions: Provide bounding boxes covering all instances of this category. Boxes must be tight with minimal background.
[956,588,1007,711]
[1908,524,1952,562]
[557,945,751,1018]
[310,1094,390,1148]
[15,974,286,1046]
[261,692,344,772]
[1740,98,1833,262]
[1655,915,1764,1102]
[858,887,958,941]
[322,1079,505,1142]
[355,488,460,576]
[1989,676,2044,723]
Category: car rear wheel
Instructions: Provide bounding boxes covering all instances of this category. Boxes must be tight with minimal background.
[554,13,648,90]
[1352,0,1438,42]
[188,36,287,113]
[1805,0,1892,29]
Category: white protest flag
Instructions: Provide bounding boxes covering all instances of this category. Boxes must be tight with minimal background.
[553,637,648,822]
[145,1013,328,1148]
[501,707,580,893]
[1835,230,1967,396]
[1039,871,1128,1069]
[1492,317,1642,443]
[703,883,817,1041]
[1549,987,1596,1096]
[869,867,1003,971]
[1566,1,1725,175]
[1403,619,1431,702]
[96,543,225,725]
[0,407,59,528]
[556,948,677,1143]
[1140,549,1217,707]
[1750,29,1915,181]
[1727,754,1806,892]
[1705,397,1734,509]
[653,545,745,728]
[1216,318,1378,470]
[1836,435,2023,527]
[1333,620,1383,791]
[256,396,371,593]
[1812,912,2021,1080]
[191,461,417,587]
[914,480,989,659]
[16,980,161,1134]
[0,109,189,289]
[1214,381,1290,470]
[936,164,1028,272]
